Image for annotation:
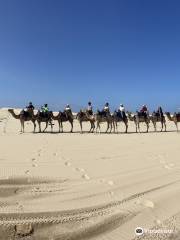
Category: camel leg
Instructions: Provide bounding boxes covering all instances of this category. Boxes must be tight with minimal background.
[164,122,167,132]
[113,121,115,133]
[89,122,92,133]
[106,122,109,133]
[137,122,140,133]
[91,122,95,133]
[43,122,48,132]
[96,122,100,133]
[20,120,23,133]
[92,122,95,132]
[115,122,118,133]
[109,123,112,133]
[160,121,163,132]
[175,122,178,132]
[80,121,83,133]
[38,122,41,133]
[135,122,138,133]
[21,120,25,133]
[32,120,36,132]
[70,121,73,133]
[126,122,128,133]
[50,121,53,132]
[96,123,98,133]
[153,122,156,132]
[146,122,149,133]
[60,122,63,133]
[124,122,127,133]
[58,120,61,133]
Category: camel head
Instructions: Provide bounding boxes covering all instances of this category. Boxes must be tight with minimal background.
[8,109,20,119]
[165,112,173,121]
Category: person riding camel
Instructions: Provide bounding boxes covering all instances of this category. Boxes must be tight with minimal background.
[64,104,72,118]
[41,104,49,117]
[87,102,93,115]
[64,104,71,112]
[119,104,126,118]
[26,102,35,111]
[22,102,35,117]
[102,102,110,116]
[140,105,148,119]
[157,106,163,118]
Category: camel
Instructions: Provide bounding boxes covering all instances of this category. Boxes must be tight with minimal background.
[150,112,166,132]
[95,110,115,133]
[76,110,95,133]
[112,111,128,133]
[8,109,36,133]
[36,111,54,132]
[52,110,74,133]
[127,111,150,133]
[165,112,180,131]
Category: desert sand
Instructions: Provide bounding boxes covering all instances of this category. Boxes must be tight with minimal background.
[0,108,180,240]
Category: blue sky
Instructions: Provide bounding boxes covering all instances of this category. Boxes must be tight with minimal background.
[0,0,180,112]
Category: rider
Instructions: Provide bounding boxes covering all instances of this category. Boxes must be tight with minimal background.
[64,104,72,118]
[119,104,126,118]
[103,102,110,116]
[26,102,35,111]
[41,104,49,116]
[87,102,93,115]
[140,105,148,119]
[64,104,71,112]
[157,106,163,118]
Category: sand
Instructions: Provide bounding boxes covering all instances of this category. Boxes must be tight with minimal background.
[0,108,180,240]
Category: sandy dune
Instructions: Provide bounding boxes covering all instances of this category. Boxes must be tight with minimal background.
[0,109,180,240]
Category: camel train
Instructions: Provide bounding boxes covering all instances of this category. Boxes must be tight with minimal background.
[8,102,180,133]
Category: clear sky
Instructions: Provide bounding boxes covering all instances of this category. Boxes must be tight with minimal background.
[0,0,180,112]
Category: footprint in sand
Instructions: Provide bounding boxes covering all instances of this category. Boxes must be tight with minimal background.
[75,167,85,172]
[99,179,106,183]
[107,180,114,186]
[136,199,155,209]
[64,161,71,167]
[164,163,175,170]
[154,219,161,225]
[109,191,114,196]
[82,174,90,180]
[32,163,38,167]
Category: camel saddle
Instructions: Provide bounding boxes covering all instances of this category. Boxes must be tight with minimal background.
[39,112,51,118]
[21,110,31,118]
[137,112,147,117]
[97,110,107,117]
[116,110,126,120]
[60,111,68,118]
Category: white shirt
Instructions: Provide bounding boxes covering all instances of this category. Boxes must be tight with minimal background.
[87,106,92,111]
[119,106,125,112]
[104,106,109,111]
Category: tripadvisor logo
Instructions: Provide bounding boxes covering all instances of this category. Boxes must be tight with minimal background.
[135,227,144,236]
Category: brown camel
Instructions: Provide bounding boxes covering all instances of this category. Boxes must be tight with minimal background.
[150,112,166,132]
[76,110,95,133]
[95,110,115,133]
[52,110,74,133]
[112,111,128,133]
[127,111,150,133]
[8,109,36,133]
[36,111,54,132]
[165,112,180,131]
